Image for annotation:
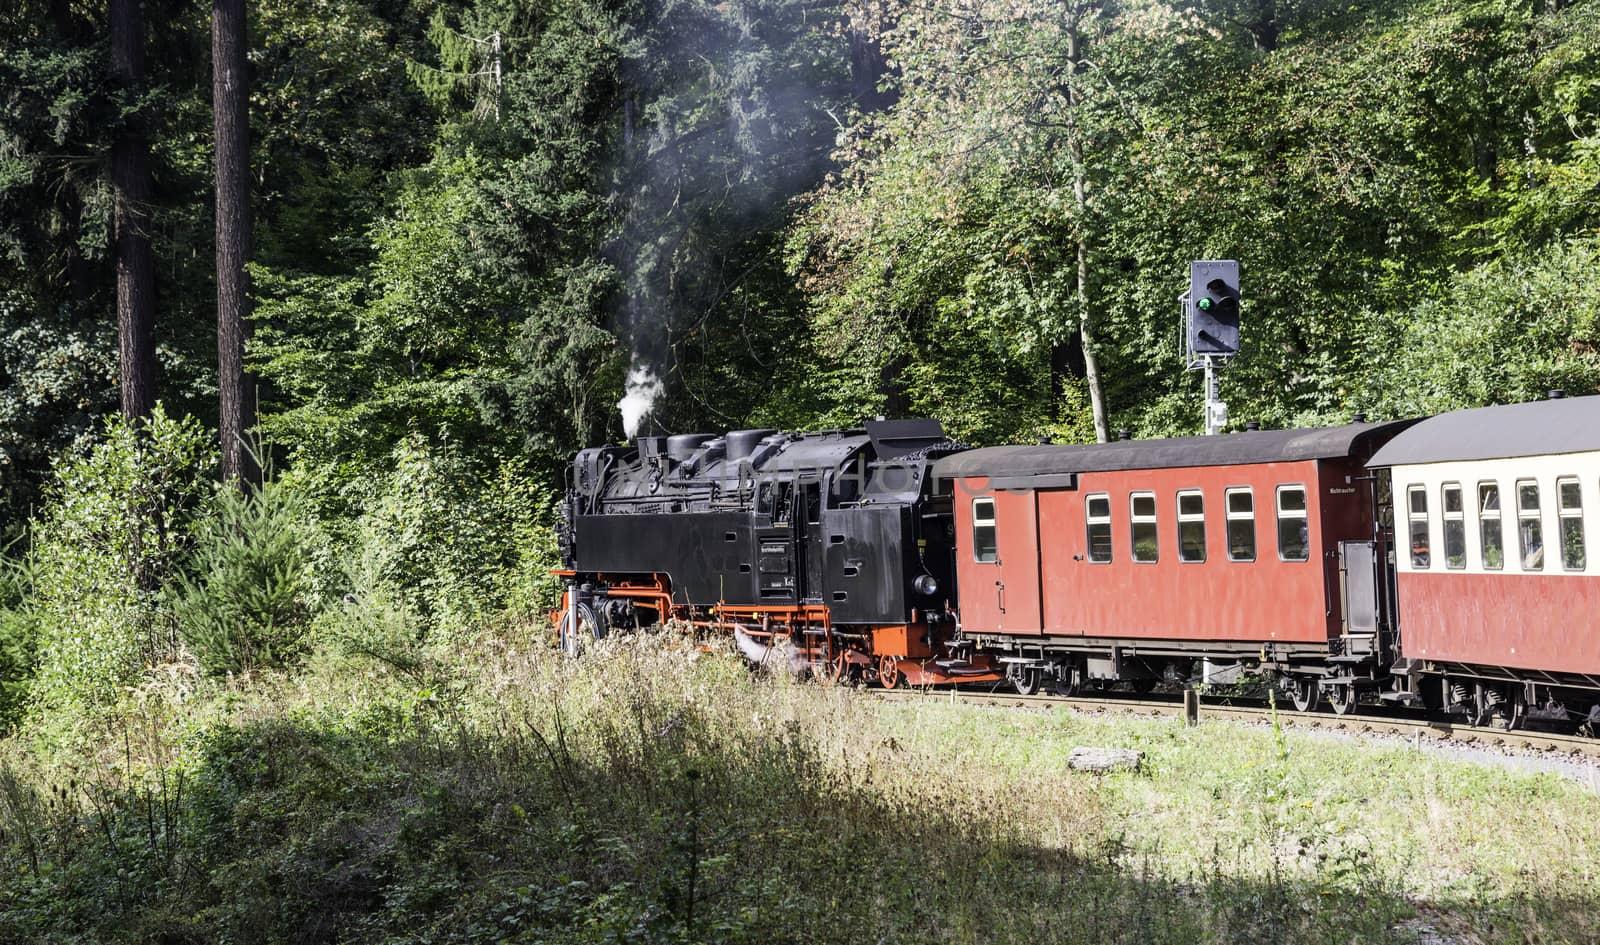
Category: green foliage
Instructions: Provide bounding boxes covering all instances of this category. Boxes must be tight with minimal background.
[340,435,559,640]
[0,553,38,728]
[796,0,1600,442]
[254,157,526,483]
[25,409,213,716]
[168,476,317,677]
[1365,236,1600,417]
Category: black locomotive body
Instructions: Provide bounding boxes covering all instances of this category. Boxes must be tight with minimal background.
[559,420,999,684]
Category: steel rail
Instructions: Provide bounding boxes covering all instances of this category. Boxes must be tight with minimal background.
[872,687,1600,760]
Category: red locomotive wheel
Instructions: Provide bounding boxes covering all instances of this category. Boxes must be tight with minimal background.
[878,655,901,689]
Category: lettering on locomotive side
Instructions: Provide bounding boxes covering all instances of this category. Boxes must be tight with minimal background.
[1327,487,1357,495]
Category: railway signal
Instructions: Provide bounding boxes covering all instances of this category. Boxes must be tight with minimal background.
[1181,259,1242,435]
[1187,260,1241,356]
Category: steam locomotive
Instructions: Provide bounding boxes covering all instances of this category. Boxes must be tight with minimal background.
[557,420,995,684]
[558,393,1600,727]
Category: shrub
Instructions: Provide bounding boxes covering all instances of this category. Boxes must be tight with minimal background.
[168,475,317,677]
[0,554,38,728]
[26,409,214,716]
[344,434,559,637]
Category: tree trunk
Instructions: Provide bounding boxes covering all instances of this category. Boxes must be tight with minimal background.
[1245,0,1279,53]
[214,0,258,485]
[848,14,897,113]
[1066,25,1109,443]
[110,0,156,420]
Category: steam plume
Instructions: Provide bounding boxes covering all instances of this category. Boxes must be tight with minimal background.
[618,361,665,439]
[608,1,884,440]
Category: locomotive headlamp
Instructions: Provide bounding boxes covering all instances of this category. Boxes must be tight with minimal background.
[913,574,939,597]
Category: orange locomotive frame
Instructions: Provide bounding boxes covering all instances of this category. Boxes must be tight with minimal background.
[550,570,1001,687]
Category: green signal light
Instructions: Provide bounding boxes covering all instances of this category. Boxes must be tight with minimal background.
[1197,297,1212,311]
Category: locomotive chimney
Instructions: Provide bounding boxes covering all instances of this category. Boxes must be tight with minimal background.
[1549,389,1567,400]
[1245,421,1261,431]
[1117,429,1133,441]
[1351,413,1367,423]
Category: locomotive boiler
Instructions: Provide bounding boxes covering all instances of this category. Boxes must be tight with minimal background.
[558,420,1001,685]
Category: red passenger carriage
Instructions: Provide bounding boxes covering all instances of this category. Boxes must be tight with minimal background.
[934,423,1415,705]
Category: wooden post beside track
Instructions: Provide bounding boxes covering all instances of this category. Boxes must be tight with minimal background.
[1184,688,1199,727]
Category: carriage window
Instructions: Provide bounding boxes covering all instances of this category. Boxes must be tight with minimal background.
[1477,482,1503,570]
[1130,492,1158,563]
[1225,488,1255,562]
[1086,494,1113,563]
[1558,477,1585,571]
[972,498,997,563]
[1441,483,1466,570]
[1517,480,1543,571]
[1407,485,1430,569]
[1276,485,1310,562]
[1177,491,1206,563]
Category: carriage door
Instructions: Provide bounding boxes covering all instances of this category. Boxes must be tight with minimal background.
[962,489,1043,634]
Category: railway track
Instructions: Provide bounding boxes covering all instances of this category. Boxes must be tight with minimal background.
[874,686,1600,760]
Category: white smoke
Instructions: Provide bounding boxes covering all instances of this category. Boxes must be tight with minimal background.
[618,362,665,439]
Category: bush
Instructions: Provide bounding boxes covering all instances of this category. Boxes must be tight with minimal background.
[25,409,214,716]
[0,554,38,728]
[168,475,317,677]
[343,434,559,638]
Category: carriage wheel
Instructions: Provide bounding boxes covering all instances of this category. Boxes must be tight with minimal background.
[1325,682,1357,716]
[1051,663,1083,698]
[1505,688,1528,731]
[1288,677,1320,713]
[1009,663,1043,696]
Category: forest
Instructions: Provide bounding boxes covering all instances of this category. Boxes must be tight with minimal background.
[1,0,1599,941]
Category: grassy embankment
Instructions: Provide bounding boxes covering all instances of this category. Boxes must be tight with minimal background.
[1,633,1596,944]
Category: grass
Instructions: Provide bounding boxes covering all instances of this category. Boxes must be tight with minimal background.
[0,631,1596,944]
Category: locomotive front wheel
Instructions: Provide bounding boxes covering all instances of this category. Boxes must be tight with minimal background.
[1325,683,1357,716]
[822,652,853,686]
[878,655,902,689]
[558,602,604,657]
[1288,677,1320,713]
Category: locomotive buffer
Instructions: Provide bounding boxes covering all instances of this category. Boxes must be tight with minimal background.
[1181,260,1242,435]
